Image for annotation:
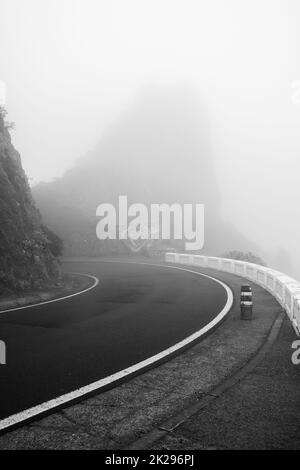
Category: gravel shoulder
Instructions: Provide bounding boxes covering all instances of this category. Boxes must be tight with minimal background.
[0,273,94,313]
[151,315,300,450]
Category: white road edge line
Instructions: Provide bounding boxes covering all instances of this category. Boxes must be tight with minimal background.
[0,262,233,432]
[0,273,99,314]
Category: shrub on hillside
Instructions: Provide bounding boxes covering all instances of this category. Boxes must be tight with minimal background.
[221,250,266,266]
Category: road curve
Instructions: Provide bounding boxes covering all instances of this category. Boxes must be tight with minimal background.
[0,260,232,427]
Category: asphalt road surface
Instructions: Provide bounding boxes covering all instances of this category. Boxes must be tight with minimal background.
[0,260,229,422]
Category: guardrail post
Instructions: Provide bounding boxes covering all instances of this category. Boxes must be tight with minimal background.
[240,284,253,320]
[0,340,6,365]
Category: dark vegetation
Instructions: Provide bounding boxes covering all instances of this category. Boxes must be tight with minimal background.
[221,250,266,266]
[0,107,62,293]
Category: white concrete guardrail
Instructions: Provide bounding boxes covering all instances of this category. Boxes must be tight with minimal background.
[165,253,300,336]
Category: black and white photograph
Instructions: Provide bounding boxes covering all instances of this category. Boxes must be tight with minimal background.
[0,0,299,456]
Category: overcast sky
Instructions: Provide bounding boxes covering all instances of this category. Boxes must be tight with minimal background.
[1,0,300,276]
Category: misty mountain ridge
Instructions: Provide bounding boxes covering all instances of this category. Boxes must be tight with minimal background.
[33,86,262,257]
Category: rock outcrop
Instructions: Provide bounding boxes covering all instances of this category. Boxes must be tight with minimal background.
[33,86,261,257]
[0,110,61,292]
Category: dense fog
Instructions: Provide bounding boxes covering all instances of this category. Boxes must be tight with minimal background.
[1,0,300,277]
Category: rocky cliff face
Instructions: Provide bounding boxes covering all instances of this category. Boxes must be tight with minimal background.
[0,111,61,292]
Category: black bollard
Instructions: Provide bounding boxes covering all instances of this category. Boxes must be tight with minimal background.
[240,284,253,320]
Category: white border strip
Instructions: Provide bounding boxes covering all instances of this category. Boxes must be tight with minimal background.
[0,263,233,432]
[0,273,99,314]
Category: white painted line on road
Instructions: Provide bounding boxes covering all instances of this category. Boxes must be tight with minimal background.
[0,273,99,314]
[0,262,233,432]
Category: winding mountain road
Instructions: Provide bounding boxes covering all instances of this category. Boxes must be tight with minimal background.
[0,260,232,427]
